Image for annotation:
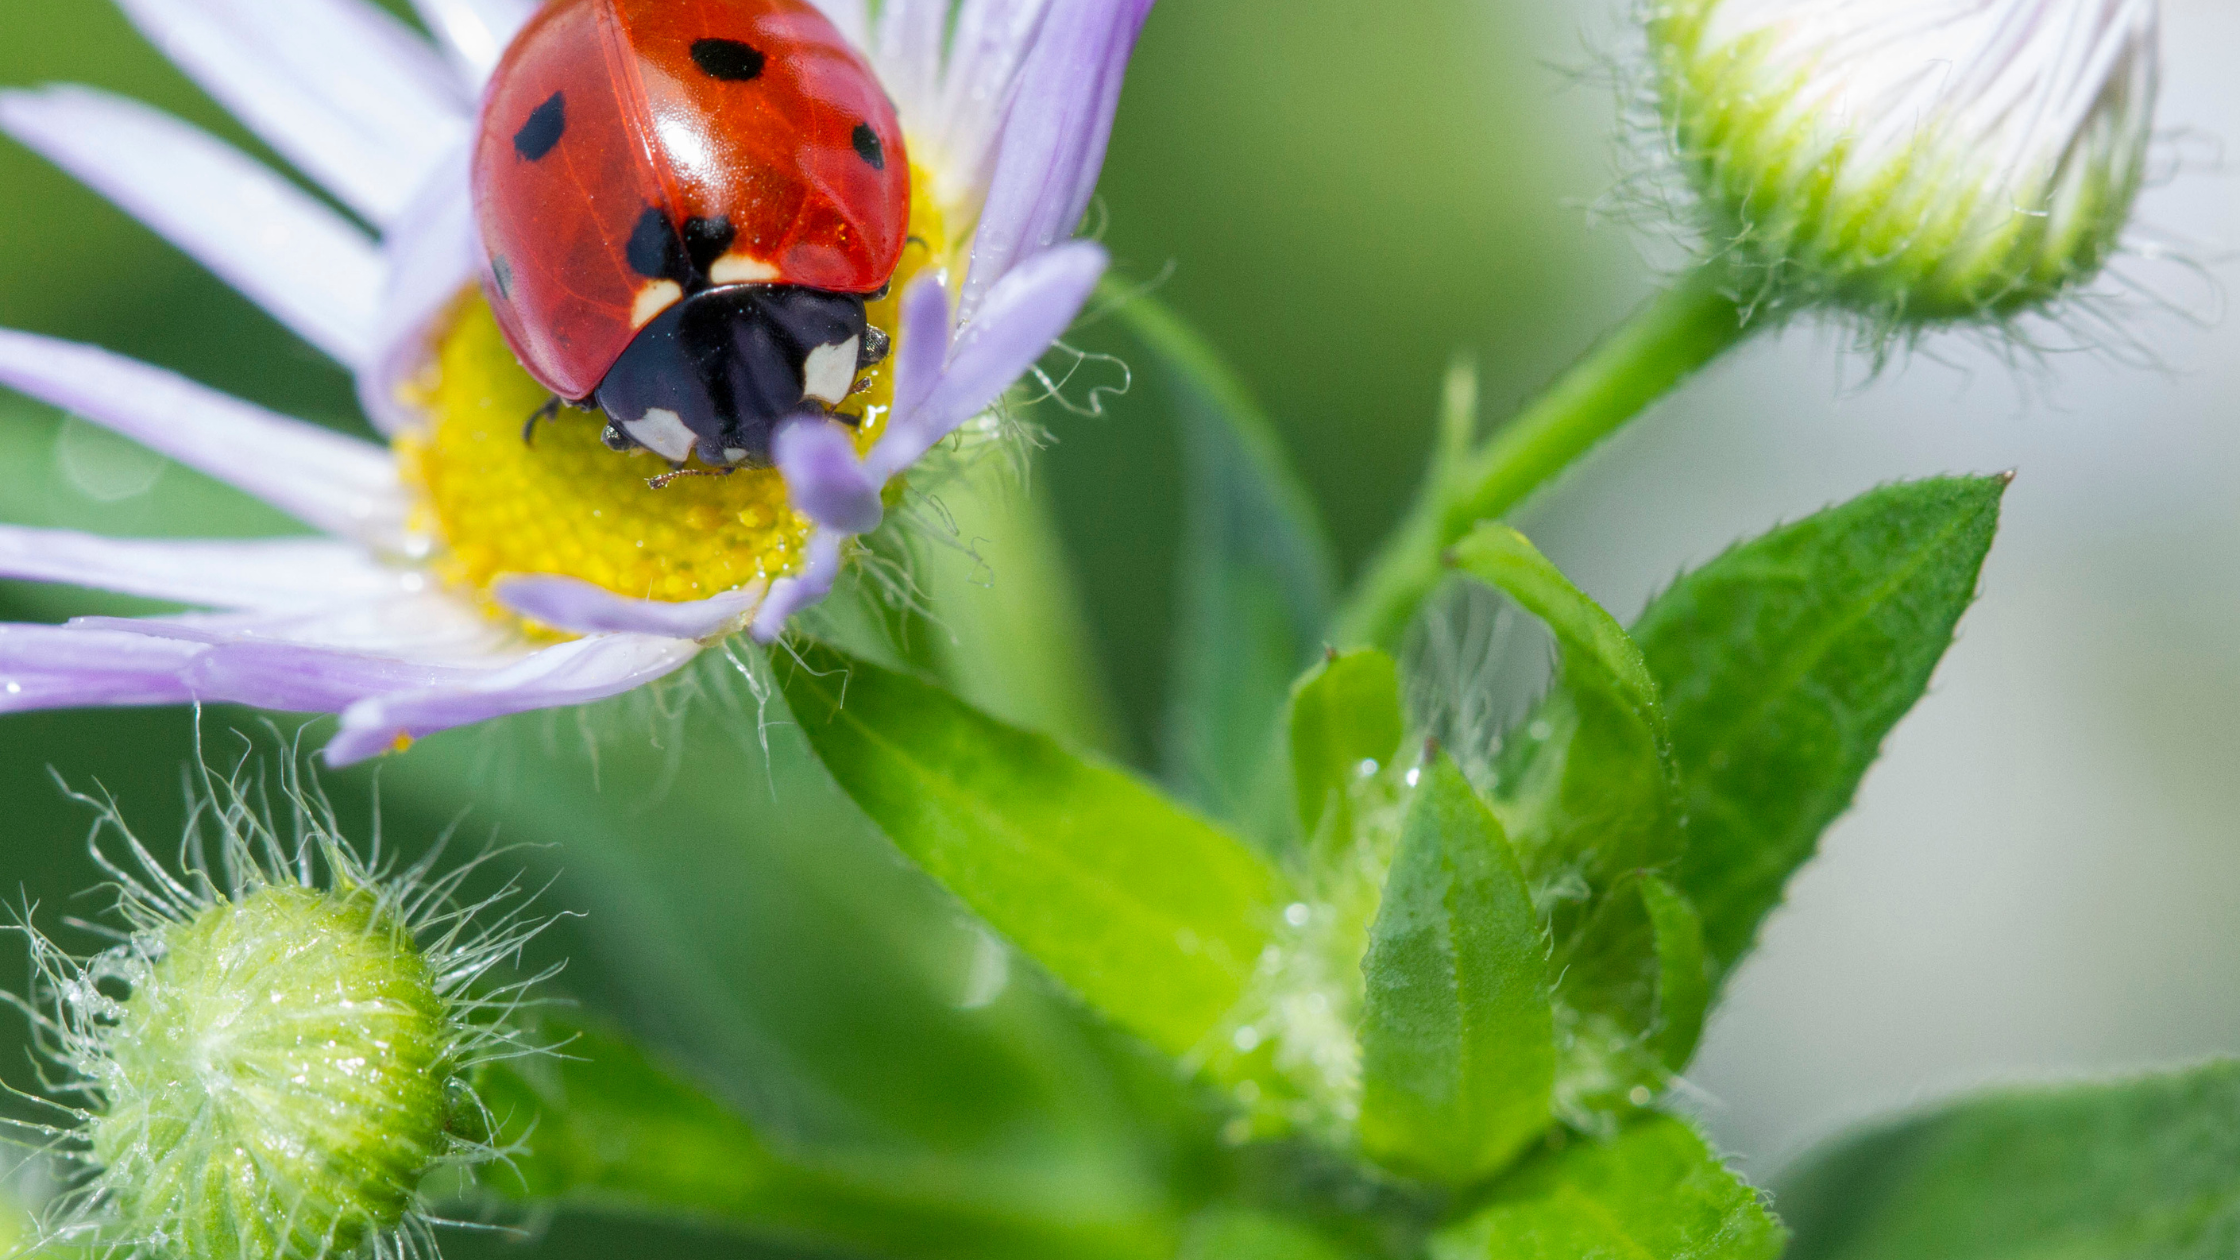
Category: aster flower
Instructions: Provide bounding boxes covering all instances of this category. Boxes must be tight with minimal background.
[0,0,1144,765]
[1651,0,2160,322]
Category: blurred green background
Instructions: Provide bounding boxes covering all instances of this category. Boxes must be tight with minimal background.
[2,0,2238,1252]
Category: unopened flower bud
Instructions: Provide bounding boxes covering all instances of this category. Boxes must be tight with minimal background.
[1651,0,2160,322]
[16,775,548,1260]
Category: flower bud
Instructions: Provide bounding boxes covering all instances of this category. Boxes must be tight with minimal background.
[1650,0,2159,322]
[16,773,548,1260]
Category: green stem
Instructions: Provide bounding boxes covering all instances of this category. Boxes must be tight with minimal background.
[1331,262,1753,650]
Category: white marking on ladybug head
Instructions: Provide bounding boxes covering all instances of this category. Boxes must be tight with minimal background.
[709,253,780,285]
[630,280,684,329]
[623,408,696,462]
[722,448,749,464]
[802,336,862,405]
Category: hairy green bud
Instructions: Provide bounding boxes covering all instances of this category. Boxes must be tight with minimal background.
[91,888,450,1260]
[13,765,552,1260]
[1650,0,2159,324]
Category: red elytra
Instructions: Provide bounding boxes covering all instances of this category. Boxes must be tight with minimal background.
[471,0,910,406]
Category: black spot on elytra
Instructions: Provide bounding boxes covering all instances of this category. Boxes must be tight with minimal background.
[627,206,688,283]
[851,123,885,170]
[491,254,515,300]
[682,216,736,276]
[514,92,565,161]
[691,38,765,81]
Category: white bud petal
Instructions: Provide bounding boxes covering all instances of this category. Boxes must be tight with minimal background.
[1653,0,2159,321]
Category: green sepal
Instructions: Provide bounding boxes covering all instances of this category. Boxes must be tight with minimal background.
[1288,648,1405,852]
[1779,1060,2240,1260]
[1452,522,1680,889]
[1357,754,1554,1186]
[1431,1115,1785,1260]
[1449,524,1685,1112]
[777,636,1288,1060]
[1635,475,2005,981]
[1642,877,1710,1070]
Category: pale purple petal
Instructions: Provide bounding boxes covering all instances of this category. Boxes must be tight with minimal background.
[326,632,703,765]
[0,86,382,366]
[0,623,200,711]
[869,241,1105,481]
[888,269,954,436]
[958,0,1150,322]
[928,0,1052,208]
[0,528,409,611]
[0,329,407,546]
[774,417,884,534]
[113,0,466,225]
[809,0,870,49]
[411,0,541,87]
[72,592,522,670]
[873,0,947,135]
[184,641,483,713]
[361,147,477,437]
[751,529,846,642]
[492,575,767,639]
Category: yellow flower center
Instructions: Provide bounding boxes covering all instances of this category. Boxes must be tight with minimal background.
[401,166,948,616]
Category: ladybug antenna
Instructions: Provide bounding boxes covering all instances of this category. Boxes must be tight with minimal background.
[522,396,562,445]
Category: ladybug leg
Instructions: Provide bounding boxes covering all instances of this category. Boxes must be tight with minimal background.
[799,397,865,427]
[645,465,734,491]
[522,396,562,445]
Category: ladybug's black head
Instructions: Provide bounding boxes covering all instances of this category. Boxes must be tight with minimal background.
[591,285,887,468]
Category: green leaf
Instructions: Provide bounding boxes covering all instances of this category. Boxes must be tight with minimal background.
[1432,1115,1785,1260]
[380,658,1163,1168]
[1778,1061,2240,1260]
[1454,523,1679,888]
[1288,648,1405,848]
[1105,289,1339,828]
[474,1021,1175,1260]
[778,636,1288,1059]
[1358,755,1553,1185]
[1641,877,1709,1071]
[1635,475,2005,979]
[886,458,1130,758]
[374,661,1196,1258]
[1177,1209,1358,1260]
[474,1022,786,1221]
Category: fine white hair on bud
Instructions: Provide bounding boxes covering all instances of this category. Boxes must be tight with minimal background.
[5,755,558,1260]
[1650,0,2160,324]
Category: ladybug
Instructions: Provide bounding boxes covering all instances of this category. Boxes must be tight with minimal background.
[471,0,909,470]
